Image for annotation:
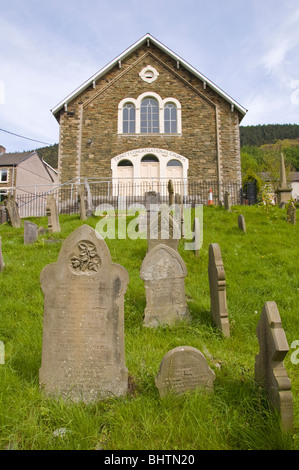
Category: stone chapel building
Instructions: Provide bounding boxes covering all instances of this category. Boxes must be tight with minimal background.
[51,34,247,200]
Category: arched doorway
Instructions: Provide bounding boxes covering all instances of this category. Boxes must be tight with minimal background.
[140,154,160,192]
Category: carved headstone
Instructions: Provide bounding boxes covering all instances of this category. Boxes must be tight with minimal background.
[24,221,38,245]
[208,243,230,337]
[39,224,129,403]
[155,346,216,397]
[238,214,246,233]
[4,195,21,228]
[140,244,189,327]
[0,236,5,272]
[78,186,87,220]
[255,301,293,432]
[46,194,61,233]
[147,208,181,253]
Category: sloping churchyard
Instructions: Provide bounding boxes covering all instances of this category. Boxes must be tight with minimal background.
[0,203,298,450]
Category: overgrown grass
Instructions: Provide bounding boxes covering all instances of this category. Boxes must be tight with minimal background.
[0,204,298,450]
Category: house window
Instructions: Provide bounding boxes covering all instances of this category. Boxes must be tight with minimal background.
[123,103,135,134]
[0,170,8,183]
[140,98,159,133]
[164,103,177,133]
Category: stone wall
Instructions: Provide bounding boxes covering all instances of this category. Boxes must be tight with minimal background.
[56,43,243,185]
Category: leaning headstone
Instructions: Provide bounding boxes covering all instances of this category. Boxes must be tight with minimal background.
[46,194,61,233]
[140,244,189,327]
[39,224,129,402]
[147,207,181,253]
[255,301,293,432]
[208,243,230,337]
[4,195,21,228]
[155,346,216,397]
[24,220,38,245]
[78,185,87,220]
[0,236,5,272]
[238,214,246,233]
[224,192,231,211]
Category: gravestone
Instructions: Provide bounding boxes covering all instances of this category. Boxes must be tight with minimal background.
[78,185,87,220]
[193,217,200,257]
[140,244,189,327]
[168,179,174,206]
[224,192,231,211]
[174,193,184,238]
[138,191,160,233]
[155,346,216,397]
[147,208,181,253]
[24,221,38,245]
[4,195,21,228]
[0,206,7,224]
[255,301,293,432]
[287,202,296,225]
[208,243,230,337]
[39,224,129,403]
[238,214,246,233]
[46,194,61,233]
[84,178,93,217]
[0,236,5,272]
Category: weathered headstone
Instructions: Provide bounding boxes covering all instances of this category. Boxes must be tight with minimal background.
[193,217,200,257]
[78,185,87,220]
[276,153,292,206]
[147,207,181,253]
[46,194,61,233]
[140,244,189,327]
[24,220,38,245]
[238,214,246,233]
[4,195,21,228]
[0,206,7,224]
[224,192,231,211]
[287,201,296,225]
[155,346,216,397]
[0,236,5,272]
[208,243,230,337]
[168,179,174,206]
[39,224,129,402]
[255,301,293,432]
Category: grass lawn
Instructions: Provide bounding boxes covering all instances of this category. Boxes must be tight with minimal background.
[0,204,298,450]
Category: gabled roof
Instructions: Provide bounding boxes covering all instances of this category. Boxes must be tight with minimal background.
[0,151,37,167]
[51,33,247,119]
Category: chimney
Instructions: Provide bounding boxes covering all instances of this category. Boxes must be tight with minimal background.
[0,146,6,155]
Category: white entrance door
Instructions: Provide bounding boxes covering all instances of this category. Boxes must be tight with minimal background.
[140,155,160,193]
[166,159,183,195]
[116,160,134,195]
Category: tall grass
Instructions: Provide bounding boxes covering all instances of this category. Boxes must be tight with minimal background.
[0,204,298,450]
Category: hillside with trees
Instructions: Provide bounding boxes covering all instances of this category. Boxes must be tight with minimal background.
[240,123,299,147]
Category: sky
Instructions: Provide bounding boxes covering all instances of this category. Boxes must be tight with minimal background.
[0,0,299,152]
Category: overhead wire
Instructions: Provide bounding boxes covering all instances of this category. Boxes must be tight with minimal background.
[0,127,54,146]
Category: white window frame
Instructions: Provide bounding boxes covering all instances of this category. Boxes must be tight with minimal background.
[118,92,181,134]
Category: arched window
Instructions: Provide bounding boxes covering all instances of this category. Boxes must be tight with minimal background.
[141,154,159,163]
[164,103,177,133]
[140,98,159,133]
[117,159,133,166]
[123,103,135,134]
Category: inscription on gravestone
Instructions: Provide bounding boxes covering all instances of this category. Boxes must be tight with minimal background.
[147,208,180,253]
[255,301,293,432]
[208,243,230,337]
[155,346,216,397]
[39,224,129,402]
[140,244,189,327]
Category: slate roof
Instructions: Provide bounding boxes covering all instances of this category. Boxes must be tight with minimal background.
[0,151,36,166]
